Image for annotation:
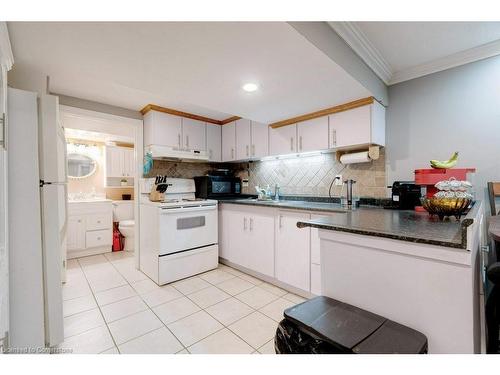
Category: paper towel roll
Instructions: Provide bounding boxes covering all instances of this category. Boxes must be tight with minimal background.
[339,151,371,165]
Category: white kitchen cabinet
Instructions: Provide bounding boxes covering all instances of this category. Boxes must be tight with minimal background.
[235,119,251,160]
[275,210,311,291]
[67,201,113,259]
[105,146,134,178]
[297,116,329,153]
[143,111,182,148]
[269,124,297,156]
[311,263,321,296]
[250,121,269,159]
[182,118,206,151]
[329,101,385,149]
[310,213,331,296]
[206,123,221,162]
[219,204,275,277]
[222,121,236,161]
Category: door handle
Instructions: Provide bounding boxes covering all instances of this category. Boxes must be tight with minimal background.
[243,217,247,230]
[249,218,253,231]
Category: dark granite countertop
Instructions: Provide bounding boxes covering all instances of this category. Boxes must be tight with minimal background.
[221,197,479,249]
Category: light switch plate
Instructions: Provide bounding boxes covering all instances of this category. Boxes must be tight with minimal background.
[334,175,343,185]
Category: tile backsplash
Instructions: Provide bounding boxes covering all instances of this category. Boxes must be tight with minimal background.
[240,150,387,198]
[147,149,387,199]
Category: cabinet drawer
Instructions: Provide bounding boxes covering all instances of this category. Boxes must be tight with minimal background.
[86,214,111,231]
[85,229,112,248]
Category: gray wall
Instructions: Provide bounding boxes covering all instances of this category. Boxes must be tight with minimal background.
[386,55,500,201]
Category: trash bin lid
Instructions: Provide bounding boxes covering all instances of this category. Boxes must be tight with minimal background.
[284,296,386,351]
[352,319,428,354]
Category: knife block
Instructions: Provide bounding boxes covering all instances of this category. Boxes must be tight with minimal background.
[149,184,165,202]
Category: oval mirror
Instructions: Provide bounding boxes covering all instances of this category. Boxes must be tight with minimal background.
[67,153,97,179]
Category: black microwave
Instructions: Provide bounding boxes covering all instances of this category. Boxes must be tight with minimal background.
[194,176,242,198]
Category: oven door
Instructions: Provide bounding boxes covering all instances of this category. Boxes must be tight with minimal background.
[158,205,218,256]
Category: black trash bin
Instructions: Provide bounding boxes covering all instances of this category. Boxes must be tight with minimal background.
[275,296,428,354]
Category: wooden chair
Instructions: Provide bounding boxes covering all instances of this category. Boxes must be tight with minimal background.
[488,182,500,216]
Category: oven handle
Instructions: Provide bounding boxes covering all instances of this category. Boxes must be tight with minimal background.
[159,205,217,214]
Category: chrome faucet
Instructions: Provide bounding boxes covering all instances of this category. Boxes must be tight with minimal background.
[274,184,280,201]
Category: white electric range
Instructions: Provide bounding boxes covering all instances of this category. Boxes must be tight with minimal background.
[139,178,219,285]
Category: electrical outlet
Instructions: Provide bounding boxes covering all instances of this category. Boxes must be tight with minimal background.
[334,175,343,185]
[242,179,249,187]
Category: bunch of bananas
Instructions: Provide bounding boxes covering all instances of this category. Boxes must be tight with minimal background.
[430,152,459,169]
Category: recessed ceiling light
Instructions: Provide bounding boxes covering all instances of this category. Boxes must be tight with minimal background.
[242,83,258,92]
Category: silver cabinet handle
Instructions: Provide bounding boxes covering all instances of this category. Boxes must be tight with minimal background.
[97,220,101,224]
[97,237,101,240]
[279,215,283,229]
[77,219,82,223]
[246,145,249,157]
[209,149,213,159]
[332,129,337,147]
[249,218,253,231]
[186,135,189,147]
[231,148,235,159]
[243,217,247,230]
[299,136,303,151]
[290,137,294,151]
[0,113,5,149]
[252,144,255,156]
[178,133,181,147]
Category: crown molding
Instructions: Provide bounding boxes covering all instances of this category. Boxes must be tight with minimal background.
[0,22,14,71]
[328,22,392,85]
[389,38,500,85]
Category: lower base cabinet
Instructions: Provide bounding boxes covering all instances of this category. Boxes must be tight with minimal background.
[275,210,311,292]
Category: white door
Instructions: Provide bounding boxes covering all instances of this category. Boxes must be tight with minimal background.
[206,123,221,162]
[329,105,371,148]
[106,146,123,177]
[269,124,297,156]
[250,121,268,159]
[0,63,8,350]
[246,207,275,277]
[235,119,251,160]
[153,112,183,148]
[222,121,236,161]
[297,117,329,153]
[182,118,206,151]
[275,210,311,291]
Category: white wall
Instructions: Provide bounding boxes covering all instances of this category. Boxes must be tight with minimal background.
[386,55,500,201]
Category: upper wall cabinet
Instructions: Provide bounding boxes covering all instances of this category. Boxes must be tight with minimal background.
[297,116,329,153]
[143,110,206,151]
[250,121,269,159]
[269,124,297,156]
[329,101,385,149]
[105,146,134,179]
[206,123,221,162]
[235,119,251,160]
[222,121,236,161]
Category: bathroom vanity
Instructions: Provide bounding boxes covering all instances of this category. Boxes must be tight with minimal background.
[67,199,113,259]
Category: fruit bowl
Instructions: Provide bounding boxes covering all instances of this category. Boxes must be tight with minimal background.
[420,197,472,220]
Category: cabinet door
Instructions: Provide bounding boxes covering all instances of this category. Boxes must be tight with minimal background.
[67,216,85,250]
[297,117,329,152]
[250,121,269,159]
[123,148,134,177]
[182,118,206,151]
[246,207,275,277]
[311,264,321,295]
[106,146,124,177]
[151,111,182,148]
[275,210,310,291]
[329,105,370,148]
[269,124,297,156]
[206,123,221,162]
[221,121,236,161]
[219,205,246,265]
[235,119,251,160]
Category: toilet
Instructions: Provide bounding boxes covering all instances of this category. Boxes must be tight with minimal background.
[112,200,134,251]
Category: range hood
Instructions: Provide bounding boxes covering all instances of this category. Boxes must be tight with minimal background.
[146,144,209,162]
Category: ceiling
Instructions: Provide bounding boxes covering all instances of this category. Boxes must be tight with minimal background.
[330,22,500,85]
[7,22,371,123]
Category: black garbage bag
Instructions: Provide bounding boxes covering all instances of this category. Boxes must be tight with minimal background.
[275,319,345,354]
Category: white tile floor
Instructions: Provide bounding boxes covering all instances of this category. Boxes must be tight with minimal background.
[60,251,306,354]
